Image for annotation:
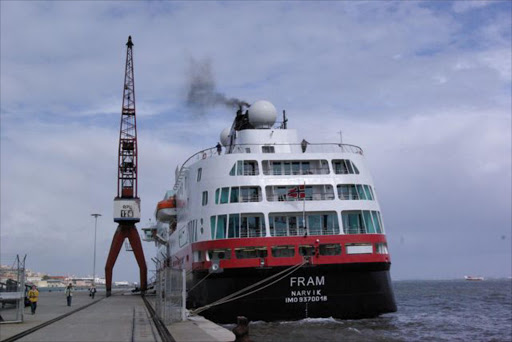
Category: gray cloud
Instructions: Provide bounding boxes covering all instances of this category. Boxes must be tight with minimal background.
[1,1,510,281]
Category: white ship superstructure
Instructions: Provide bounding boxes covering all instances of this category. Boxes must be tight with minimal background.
[146,100,396,323]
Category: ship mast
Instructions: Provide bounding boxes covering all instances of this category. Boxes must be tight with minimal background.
[105,36,147,297]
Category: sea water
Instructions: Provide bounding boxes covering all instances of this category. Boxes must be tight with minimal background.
[226,279,512,342]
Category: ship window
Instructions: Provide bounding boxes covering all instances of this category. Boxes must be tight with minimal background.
[228,214,240,238]
[188,220,198,243]
[364,185,373,200]
[372,211,383,233]
[363,211,376,233]
[240,187,261,202]
[337,184,375,200]
[269,215,304,236]
[240,215,265,238]
[225,213,265,238]
[229,160,259,176]
[262,146,275,153]
[266,185,334,201]
[263,160,328,175]
[292,162,300,175]
[244,161,258,175]
[230,187,239,203]
[210,216,216,238]
[303,162,311,174]
[235,247,268,259]
[273,163,281,175]
[288,216,299,236]
[345,243,373,254]
[272,216,288,236]
[341,210,384,234]
[356,185,366,199]
[220,188,229,204]
[369,186,375,200]
[342,211,365,234]
[376,243,388,254]
[208,249,231,260]
[271,246,295,258]
[270,213,339,237]
[284,162,291,175]
[338,184,358,199]
[299,245,315,256]
[319,244,341,256]
[307,213,340,235]
[202,191,208,206]
[197,168,202,182]
[308,215,321,235]
[216,215,227,239]
[332,160,360,174]
[218,186,261,203]
[215,189,220,204]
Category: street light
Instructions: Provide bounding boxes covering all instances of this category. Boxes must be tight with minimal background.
[91,214,102,286]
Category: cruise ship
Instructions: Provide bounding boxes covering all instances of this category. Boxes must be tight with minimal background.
[147,100,397,323]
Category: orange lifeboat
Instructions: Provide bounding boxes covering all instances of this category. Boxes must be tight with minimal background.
[155,195,177,223]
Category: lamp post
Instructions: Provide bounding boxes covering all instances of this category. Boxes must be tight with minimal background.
[91,214,101,286]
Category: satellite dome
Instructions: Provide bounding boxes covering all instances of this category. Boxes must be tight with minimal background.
[248,100,277,128]
[220,127,231,146]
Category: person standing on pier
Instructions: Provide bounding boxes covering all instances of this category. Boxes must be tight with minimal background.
[65,283,73,306]
[90,285,97,299]
[28,285,39,314]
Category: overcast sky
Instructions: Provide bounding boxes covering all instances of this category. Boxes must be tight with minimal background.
[1,1,510,282]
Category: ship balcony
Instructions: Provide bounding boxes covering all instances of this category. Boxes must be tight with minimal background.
[266,185,335,202]
[262,160,330,176]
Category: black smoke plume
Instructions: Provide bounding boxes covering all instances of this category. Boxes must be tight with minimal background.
[186,58,249,113]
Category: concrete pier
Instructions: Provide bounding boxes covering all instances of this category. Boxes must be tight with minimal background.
[0,291,234,342]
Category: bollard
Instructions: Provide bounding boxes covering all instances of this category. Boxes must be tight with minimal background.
[232,316,252,342]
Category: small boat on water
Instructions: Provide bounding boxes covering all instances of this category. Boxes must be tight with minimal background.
[464,276,484,281]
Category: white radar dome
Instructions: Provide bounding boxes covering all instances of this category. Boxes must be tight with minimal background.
[220,127,231,146]
[248,100,277,128]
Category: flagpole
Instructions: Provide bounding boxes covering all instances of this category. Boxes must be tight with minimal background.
[303,181,306,234]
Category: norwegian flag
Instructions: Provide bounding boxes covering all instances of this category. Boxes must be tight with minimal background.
[287,184,305,199]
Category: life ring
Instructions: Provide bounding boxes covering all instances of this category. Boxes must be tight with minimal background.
[202,153,207,159]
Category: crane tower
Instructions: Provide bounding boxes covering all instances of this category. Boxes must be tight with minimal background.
[105,36,147,296]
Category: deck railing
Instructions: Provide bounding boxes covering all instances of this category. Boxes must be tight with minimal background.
[174,143,363,190]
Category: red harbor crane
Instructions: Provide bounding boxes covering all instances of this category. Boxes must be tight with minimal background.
[105,36,147,296]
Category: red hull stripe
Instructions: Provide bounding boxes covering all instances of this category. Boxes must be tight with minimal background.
[171,234,391,270]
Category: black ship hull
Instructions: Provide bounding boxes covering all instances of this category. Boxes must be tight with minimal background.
[187,262,396,324]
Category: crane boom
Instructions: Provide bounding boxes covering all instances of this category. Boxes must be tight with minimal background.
[106,36,147,296]
[114,36,140,223]
[118,36,137,199]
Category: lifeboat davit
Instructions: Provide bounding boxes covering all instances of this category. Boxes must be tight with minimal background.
[155,195,177,223]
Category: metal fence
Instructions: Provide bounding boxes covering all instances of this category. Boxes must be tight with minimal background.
[0,255,27,324]
[154,266,185,324]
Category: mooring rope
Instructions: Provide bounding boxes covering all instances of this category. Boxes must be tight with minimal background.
[190,261,306,316]
[186,271,212,293]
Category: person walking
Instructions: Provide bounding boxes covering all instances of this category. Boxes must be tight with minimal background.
[27,285,39,314]
[90,285,97,299]
[65,283,73,306]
